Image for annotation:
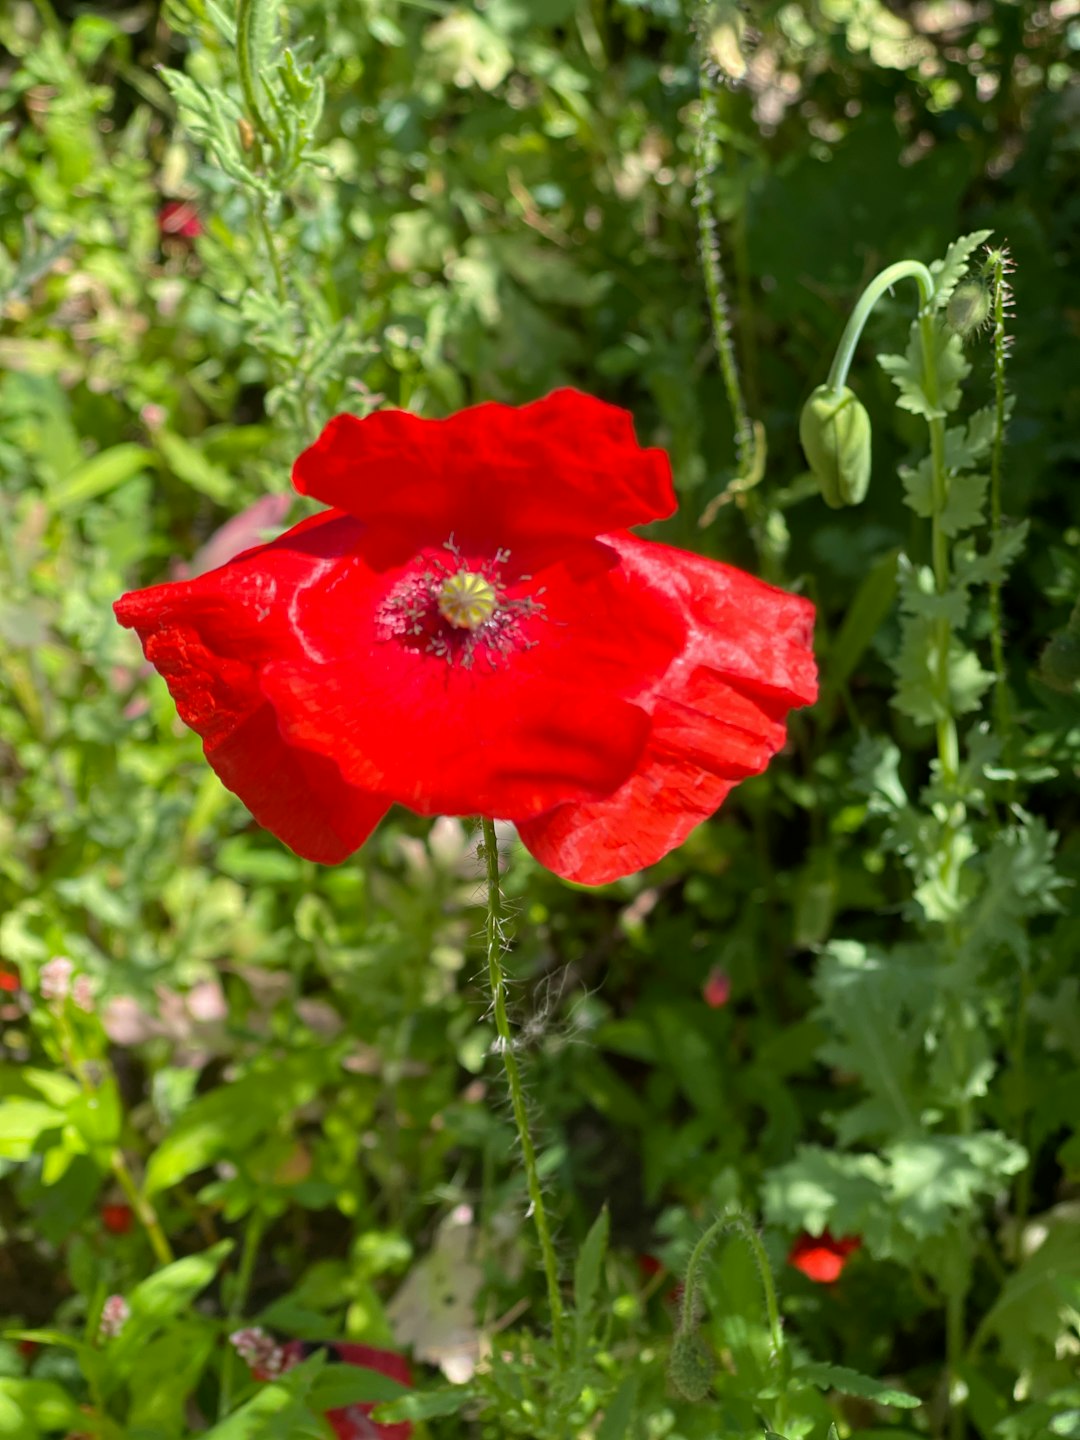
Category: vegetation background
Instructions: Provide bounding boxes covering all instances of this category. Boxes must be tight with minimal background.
[1,0,1079,1437]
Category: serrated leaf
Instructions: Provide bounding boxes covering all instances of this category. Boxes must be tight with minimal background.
[812,941,929,1144]
[799,1360,920,1409]
[954,521,1030,588]
[931,230,993,309]
[762,1145,887,1236]
[880,321,970,419]
[948,645,995,715]
[897,558,970,628]
[885,1132,1027,1240]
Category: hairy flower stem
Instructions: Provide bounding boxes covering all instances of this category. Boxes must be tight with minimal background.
[679,1212,787,1430]
[480,817,566,1364]
[987,249,1012,755]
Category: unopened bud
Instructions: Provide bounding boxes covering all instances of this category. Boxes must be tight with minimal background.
[946,279,991,337]
[238,117,256,151]
[668,1327,715,1402]
[799,385,872,508]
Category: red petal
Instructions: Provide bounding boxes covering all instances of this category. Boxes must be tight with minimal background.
[291,390,675,559]
[517,534,817,883]
[788,1231,861,1284]
[114,512,389,863]
[259,536,684,820]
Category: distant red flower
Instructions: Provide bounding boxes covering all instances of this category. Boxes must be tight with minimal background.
[788,1231,861,1284]
[101,1202,134,1236]
[322,1343,412,1440]
[115,391,816,885]
[702,966,731,1008]
[0,965,20,993]
[158,200,202,241]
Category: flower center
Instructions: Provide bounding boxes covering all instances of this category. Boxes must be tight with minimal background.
[437,570,498,630]
[376,539,543,670]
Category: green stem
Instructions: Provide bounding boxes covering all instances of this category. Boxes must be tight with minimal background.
[218,1210,266,1419]
[987,250,1012,752]
[693,71,752,474]
[825,260,935,394]
[946,1281,966,1440]
[480,817,565,1364]
[255,200,287,305]
[110,1149,174,1268]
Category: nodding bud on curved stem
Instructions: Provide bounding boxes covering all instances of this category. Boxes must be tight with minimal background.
[799,384,872,508]
[802,259,936,511]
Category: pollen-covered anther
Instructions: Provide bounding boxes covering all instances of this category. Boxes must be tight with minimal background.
[438,570,498,631]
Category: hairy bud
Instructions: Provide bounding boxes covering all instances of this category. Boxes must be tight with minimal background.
[668,1327,715,1402]
[946,279,992,337]
[799,384,872,508]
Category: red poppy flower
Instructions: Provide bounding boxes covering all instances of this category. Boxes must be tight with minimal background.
[788,1231,861,1284]
[114,391,816,885]
[0,965,20,993]
[158,200,202,241]
[101,1202,134,1236]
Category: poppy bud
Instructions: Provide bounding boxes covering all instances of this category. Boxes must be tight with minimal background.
[668,1327,714,1402]
[946,279,991,337]
[799,385,872,508]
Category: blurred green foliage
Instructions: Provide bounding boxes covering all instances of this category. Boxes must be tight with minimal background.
[2,0,1080,1437]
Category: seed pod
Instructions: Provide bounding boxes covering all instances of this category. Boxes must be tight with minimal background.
[799,384,872,508]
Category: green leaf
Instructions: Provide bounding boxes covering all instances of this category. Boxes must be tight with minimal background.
[762,1146,887,1236]
[954,521,1030,588]
[595,1374,639,1440]
[798,1360,920,1409]
[901,462,988,536]
[0,1378,88,1432]
[108,1240,234,1377]
[973,1223,1080,1369]
[307,1363,409,1410]
[574,1206,610,1326]
[47,444,153,510]
[812,941,928,1144]
[145,1056,329,1194]
[0,1100,64,1161]
[931,230,993,309]
[154,431,235,504]
[884,1132,1026,1240]
[373,1387,478,1423]
[879,320,970,420]
[820,548,899,713]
